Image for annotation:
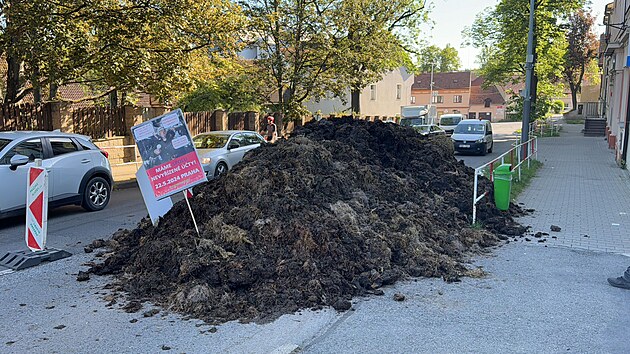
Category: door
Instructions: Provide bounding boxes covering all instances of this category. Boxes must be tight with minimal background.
[0,138,45,212]
[47,137,95,200]
[225,133,248,168]
[243,132,264,153]
[468,112,477,119]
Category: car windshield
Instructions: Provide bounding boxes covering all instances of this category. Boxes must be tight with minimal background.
[400,118,423,126]
[454,123,485,134]
[193,134,230,149]
[414,125,430,133]
[440,116,461,126]
[0,138,11,153]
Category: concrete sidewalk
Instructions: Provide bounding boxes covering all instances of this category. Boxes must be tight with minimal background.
[517,122,630,255]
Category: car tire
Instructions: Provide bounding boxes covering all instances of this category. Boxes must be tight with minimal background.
[481,143,488,156]
[82,176,111,212]
[488,142,493,153]
[214,162,228,177]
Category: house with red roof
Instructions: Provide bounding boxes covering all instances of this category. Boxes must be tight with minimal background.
[411,71,511,122]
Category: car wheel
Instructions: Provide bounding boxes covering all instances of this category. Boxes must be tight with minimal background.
[214,162,228,177]
[82,176,111,211]
[481,143,488,156]
[488,142,493,153]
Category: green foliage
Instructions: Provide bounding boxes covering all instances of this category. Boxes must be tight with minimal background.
[551,100,565,114]
[563,9,599,111]
[416,44,461,73]
[506,81,563,120]
[463,0,584,86]
[177,63,266,113]
[1,0,246,104]
[241,0,430,120]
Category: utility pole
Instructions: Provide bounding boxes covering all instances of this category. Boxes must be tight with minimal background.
[521,0,536,154]
[430,62,436,105]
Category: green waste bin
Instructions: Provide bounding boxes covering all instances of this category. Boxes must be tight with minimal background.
[493,164,512,211]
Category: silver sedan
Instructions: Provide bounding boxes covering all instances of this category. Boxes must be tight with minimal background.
[193,130,266,178]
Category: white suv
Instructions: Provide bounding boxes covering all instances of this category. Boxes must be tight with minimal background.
[0,131,113,219]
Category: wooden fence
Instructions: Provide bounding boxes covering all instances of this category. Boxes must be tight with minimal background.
[0,103,53,131]
[185,111,216,136]
[72,106,126,138]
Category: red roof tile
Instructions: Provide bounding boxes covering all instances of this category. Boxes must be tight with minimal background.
[412,71,472,90]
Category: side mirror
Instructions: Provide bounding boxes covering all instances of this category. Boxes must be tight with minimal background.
[228,143,240,150]
[9,154,29,171]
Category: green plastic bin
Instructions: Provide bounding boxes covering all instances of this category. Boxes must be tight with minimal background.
[493,164,512,211]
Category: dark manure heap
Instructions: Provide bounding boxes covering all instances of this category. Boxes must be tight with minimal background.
[89,117,526,324]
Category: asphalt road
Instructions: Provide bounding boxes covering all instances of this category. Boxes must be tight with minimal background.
[455,121,522,169]
[0,187,148,268]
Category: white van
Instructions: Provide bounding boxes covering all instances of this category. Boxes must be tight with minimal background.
[451,119,494,155]
[438,114,466,135]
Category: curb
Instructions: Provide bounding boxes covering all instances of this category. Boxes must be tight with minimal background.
[113,179,138,190]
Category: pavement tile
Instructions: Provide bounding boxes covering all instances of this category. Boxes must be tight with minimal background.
[516,123,630,255]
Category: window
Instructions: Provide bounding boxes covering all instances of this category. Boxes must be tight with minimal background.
[0,138,11,153]
[410,96,416,104]
[453,95,463,103]
[432,95,444,104]
[243,132,264,146]
[229,133,246,148]
[193,134,230,149]
[50,137,80,156]
[76,137,97,151]
[484,98,492,108]
[0,139,43,165]
[370,84,377,100]
[396,84,402,100]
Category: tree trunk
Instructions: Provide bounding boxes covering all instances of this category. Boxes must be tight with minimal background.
[109,90,118,107]
[33,66,41,104]
[569,81,578,112]
[49,83,58,101]
[351,89,360,115]
[5,51,21,104]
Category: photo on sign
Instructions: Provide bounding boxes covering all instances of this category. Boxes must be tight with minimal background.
[131,109,207,200]
[133,113,196,169]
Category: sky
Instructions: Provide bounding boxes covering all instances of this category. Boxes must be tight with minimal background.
[424,0,613,70]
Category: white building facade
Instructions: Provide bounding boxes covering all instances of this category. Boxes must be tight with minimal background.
[600,0,630,163]
[305,67,415,118]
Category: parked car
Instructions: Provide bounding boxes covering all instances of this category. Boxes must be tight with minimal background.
[400,117,425,127]
[451,119,494,155]
[413,124,446,137]
[0,131,113,219]
[193,130,266,178]
[438,113,466,135]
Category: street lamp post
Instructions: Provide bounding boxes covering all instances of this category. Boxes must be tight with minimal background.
[430,62,435,105]
[521,0,536,155]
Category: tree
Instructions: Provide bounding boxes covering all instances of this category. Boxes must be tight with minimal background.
[563,10,598,111]
[241,0,429,119]
[416,44,461,73]
[178,62,267,112]
[0,0,245,104]
[464,0,585,120]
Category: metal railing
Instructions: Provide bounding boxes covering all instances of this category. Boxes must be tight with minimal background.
[529,119,560,137]
[472,137,538,224]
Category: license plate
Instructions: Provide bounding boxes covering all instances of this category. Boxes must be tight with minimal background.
[460,144,470,148]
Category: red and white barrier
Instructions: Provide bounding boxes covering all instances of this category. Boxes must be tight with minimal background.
[25,166,48,252]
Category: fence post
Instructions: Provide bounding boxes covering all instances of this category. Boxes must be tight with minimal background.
[472,171,479,224]
[517,142,522,181]
[527,139,531,169]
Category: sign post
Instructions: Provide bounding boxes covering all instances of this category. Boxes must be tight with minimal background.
[131,109,207,231]
[0,160,71,271]
[25,164,48,251]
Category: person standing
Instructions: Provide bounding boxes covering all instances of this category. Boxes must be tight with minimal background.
[608,267,630,289]
[263,116,278,143]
